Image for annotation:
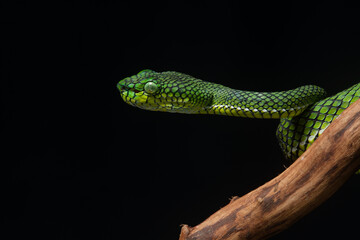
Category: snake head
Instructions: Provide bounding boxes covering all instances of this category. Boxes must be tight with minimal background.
[117,69,160,110]
[117,70,213,113]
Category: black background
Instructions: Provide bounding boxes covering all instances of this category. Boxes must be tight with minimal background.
[3,1,360,239]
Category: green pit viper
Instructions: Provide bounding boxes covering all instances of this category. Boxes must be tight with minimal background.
[117,69,360,162]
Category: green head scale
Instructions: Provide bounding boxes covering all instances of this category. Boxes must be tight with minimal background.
[117,69,214,114]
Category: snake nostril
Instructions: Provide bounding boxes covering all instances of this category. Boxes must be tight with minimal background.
[117,83,125,91]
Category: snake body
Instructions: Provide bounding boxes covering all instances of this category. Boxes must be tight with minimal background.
[117,70,360,160]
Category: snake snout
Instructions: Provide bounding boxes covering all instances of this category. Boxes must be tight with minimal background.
[117,82,139,93]
[117,78,144,94]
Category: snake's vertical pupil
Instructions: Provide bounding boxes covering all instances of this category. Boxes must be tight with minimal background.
[144,82,158,94]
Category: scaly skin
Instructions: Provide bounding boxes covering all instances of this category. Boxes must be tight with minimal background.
[277,82,360,160]
[117,69,360,161]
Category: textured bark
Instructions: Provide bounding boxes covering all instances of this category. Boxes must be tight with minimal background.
[179,99,360,240]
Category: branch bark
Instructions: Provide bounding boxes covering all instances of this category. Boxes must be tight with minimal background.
[179,99,360,240]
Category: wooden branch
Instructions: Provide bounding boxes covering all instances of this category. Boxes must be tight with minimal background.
[179,99,360,240]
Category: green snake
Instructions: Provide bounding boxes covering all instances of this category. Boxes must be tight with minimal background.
[117,69,360,161]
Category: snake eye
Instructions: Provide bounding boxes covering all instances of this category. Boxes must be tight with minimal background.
[144,82,158,94]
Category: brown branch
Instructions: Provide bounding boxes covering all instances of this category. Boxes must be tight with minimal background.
[179,99,360,240]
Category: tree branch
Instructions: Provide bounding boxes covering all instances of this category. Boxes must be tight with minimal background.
[179,99,360,240]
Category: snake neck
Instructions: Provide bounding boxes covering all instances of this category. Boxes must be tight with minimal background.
[201,84,326,119]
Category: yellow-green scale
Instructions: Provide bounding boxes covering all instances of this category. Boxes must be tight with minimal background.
[276,82,360,160]
[201,84,326,119]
